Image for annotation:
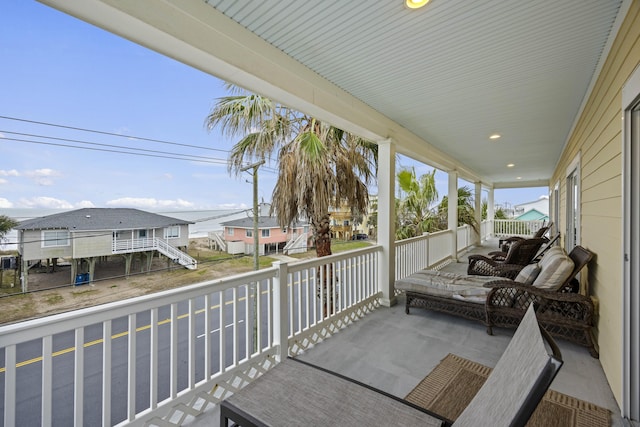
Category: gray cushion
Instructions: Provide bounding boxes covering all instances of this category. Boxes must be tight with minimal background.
[515,263,542,285]
[395,270,501,300]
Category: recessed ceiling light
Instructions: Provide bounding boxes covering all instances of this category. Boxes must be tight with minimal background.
[507,163,515,168]
[405,0,430,9]
[489,133,501,140]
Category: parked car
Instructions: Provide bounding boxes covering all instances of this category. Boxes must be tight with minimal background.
[352,233,368,240]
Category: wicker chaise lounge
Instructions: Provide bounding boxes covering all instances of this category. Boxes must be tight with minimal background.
[395,245,598,357]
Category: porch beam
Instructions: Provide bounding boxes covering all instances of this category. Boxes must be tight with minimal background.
[377,139,396,307]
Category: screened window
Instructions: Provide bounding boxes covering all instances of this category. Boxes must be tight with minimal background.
[42,230,70,247]
[164,226,180,239]
[261,229,270,237]
[246,230,253,237]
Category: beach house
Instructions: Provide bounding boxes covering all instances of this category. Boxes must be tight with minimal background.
[220,216,309,255]
[14,208,196,290]
[2,1,639,425]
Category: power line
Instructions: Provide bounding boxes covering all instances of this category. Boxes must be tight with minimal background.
[3,136,232,165]
[0,115,280,164]
[0,115,230,154]
[1,130,231,164]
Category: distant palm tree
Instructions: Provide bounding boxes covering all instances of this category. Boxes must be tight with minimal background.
[436,186,478,232]
[396,168,439,239]
[0,215,18,241]
[206,85,377,314]
[482,200,507,220]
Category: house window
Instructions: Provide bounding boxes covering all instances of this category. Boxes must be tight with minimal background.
[42,230,70,247]
[227,228,234,236]
[261,229,270,237]
[138,229,147,238]
[246,230,253,237]
[164,226,180,239]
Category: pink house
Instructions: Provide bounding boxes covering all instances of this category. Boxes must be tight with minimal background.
[221,216,309,255]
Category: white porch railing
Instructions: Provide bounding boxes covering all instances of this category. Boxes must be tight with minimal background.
[112,237,197,269]
[395,230,453,281]
[0,246,382,426]
[0,220,543,425]
[493,219,547,238]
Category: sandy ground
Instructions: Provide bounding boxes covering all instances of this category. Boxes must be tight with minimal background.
[0,238,297,325]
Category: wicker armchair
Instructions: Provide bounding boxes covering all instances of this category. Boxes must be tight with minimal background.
[489,233,560,263]
[496,223,552,253]
[467,238,547,278]
[484,245,597,358]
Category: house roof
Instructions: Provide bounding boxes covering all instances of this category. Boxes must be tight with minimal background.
[221,216,307,229]
[15,208,193,231]
[515,209,549,221]
[50,0,627,189]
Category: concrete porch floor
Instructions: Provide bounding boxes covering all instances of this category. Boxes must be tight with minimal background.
[190,239,623,426]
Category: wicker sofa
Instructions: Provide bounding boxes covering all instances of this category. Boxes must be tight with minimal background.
[395,245,598,358]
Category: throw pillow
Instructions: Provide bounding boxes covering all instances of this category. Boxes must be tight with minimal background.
[532,252,575,290]
[515,263,541,285]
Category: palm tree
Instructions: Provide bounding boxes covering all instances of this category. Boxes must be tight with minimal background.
[395,168,439,239]
[206,84,376,257]
[0,215,18,242]
[482,200,507,220]
[206,85,377,314]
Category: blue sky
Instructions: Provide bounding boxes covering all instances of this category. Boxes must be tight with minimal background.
[1,1,546,212]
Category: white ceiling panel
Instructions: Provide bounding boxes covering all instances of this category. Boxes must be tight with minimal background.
[203,0,623,186]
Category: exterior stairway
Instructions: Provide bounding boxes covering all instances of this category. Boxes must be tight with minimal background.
[112,237,197,269]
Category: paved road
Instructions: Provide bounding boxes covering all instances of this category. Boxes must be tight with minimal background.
[0,266,354,425]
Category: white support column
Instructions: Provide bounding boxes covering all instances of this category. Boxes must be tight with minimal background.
[273,261,289,362]
[377,139,396,307]
[474,182,482,245]
[488,187,495,237]
[448,171,458,261]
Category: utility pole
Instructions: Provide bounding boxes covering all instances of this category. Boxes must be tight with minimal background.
[241,160,265,353]
[241,160,265,271]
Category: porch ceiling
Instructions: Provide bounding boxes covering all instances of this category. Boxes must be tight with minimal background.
[41,0,625,188]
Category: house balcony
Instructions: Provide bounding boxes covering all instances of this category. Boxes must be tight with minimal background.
[0,222,622,426]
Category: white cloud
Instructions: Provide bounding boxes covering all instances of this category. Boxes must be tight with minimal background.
[106,197,195,209]
[0,179,7,185]
[18,196,74,209]
[75,200,96,208]
[0,169,20,177]
[0,198,14,208]
[24,168,62,186]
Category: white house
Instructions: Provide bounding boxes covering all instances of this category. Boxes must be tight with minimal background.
[15,208,196,291]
